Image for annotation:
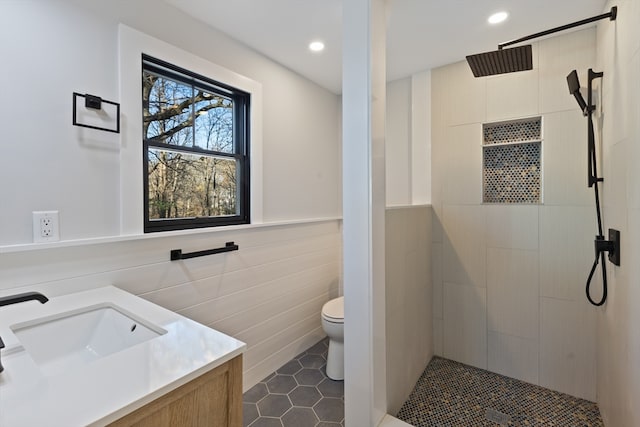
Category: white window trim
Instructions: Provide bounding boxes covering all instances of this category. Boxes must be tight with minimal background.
[118,24,263,235]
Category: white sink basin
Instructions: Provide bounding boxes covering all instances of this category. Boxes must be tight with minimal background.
[11,303,166,375]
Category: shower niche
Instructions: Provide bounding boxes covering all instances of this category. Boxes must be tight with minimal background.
[482,116,542,204]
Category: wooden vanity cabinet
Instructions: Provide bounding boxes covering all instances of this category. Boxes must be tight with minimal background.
[108,355,242,427]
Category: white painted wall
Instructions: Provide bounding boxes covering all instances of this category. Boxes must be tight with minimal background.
[385,72,431,206]
[0,0,342,391]
[385,206,432,415]
[596,1,640,425]
[411,72,432,205]
[386,79,412,206]
[0,0,341,245]
[431,29,599,401]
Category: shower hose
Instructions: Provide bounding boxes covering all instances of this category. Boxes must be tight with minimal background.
[585,122,607,307]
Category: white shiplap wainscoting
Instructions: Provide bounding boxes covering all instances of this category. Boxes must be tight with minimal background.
[0,219,341,390]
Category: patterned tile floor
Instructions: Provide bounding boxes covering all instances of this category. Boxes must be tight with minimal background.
[243,338,344,427]
[396,356,604,427]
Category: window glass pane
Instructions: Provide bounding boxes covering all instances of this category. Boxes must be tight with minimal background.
[194,89,234,153]
[143,71,193,146]
[148,148,238,220]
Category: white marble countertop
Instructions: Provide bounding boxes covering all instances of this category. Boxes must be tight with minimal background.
[0,286,246,426]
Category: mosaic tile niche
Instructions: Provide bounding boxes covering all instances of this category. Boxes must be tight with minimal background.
[483,117,542,204]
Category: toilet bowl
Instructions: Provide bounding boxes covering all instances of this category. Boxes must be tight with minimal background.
[321,296,344,380]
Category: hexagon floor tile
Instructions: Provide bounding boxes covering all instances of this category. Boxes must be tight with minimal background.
[243,338,344,427]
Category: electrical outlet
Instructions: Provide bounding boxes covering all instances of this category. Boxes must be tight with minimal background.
[33,211,60,243]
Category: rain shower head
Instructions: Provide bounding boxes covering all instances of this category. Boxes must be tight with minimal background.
[466,45,532,78]
[467,6,617,78]
[567,70,587,114]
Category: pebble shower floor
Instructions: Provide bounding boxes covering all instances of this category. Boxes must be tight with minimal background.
[396,356,604,427]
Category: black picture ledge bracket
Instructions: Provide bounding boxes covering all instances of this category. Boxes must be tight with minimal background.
[594,229,620,266]
[170,241,239,261]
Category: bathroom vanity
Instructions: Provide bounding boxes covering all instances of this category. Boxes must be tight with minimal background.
[108,354,242,426]
[0,286,246,426]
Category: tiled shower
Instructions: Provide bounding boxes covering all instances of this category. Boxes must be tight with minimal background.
[430,28,599,401]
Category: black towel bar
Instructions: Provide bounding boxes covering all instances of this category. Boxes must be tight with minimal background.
[170,241,239,261]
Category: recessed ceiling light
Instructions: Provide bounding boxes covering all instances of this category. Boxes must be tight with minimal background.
[309,41,325,52]
[488,11,509,25]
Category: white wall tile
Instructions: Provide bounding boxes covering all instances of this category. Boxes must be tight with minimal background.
[386,209,409,313]
[487,248,539,339]
[443,282,487,369]
[442,205,486,288]
[599,13,633,148]
[444,61,486,126]
[385,207,432,413]
[431,204,444,243]
[432,243,443,319]
[539,206,598,301]
[539,28,597,114]
[433,24,602,403]
[626,54,640,212]
[486,70,539,122]
[626,206,640,416]
[485,205,539,250]
[443,124,483,205]
[542,111,593,206]
[604,139,630,231]
[596,3,640,421]
[488,331,539,385]
[431,131,445,211]
[386,309,408,415]
[433,317,443,357]
[540,297,597,401]
[616,0,640,67]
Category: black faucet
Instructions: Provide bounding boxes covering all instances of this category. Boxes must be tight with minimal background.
[0,292,48,373]
[0,292,49,307]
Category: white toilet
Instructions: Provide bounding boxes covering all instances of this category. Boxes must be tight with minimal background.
[321,296,344,380]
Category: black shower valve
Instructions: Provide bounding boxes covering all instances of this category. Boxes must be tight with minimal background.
[594,229,620,266]
[594,235,613,254]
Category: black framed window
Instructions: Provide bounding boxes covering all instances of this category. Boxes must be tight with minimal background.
[142,55,250,232]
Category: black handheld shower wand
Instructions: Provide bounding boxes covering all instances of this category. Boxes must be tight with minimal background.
[567,69,620,307]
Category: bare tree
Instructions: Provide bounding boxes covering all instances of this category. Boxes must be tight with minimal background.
[144,72,237,220]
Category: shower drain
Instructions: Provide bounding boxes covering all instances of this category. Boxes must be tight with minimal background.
[485,408,511,425]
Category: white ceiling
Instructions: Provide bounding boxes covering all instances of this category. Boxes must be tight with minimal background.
[167,0,608,94]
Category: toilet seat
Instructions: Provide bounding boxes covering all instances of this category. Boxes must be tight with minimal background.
[322,296,344,323]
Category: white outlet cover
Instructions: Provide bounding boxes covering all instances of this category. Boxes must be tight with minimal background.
[33,211,60,243]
